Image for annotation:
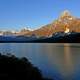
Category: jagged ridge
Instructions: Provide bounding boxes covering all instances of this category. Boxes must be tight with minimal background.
[25,10,80,37]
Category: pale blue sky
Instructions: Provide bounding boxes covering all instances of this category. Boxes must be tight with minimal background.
[0,0,79,31]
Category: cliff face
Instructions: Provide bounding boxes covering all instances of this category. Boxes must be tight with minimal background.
[23,10,80,37]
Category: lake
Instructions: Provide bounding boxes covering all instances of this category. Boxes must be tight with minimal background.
[0,43,80,80]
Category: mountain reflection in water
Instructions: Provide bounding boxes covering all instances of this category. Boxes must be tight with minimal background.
[0,43,79,80]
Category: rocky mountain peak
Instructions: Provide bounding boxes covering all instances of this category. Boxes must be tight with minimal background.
[61,10,71,17]
[59,10,75,23]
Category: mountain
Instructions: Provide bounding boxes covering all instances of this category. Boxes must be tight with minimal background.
[25,10,80,37]
[15,27,31,36]
[13,10,80,37]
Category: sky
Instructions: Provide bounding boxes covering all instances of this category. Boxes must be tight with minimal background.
[0,0,80,31]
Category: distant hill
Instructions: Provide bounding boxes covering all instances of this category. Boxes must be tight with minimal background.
[15,28,31,36]
[24,10,80,37]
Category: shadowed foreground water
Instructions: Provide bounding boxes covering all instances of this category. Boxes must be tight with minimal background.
[0,43,79,80]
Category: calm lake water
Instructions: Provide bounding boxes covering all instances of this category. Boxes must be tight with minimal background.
[0,43,80,80]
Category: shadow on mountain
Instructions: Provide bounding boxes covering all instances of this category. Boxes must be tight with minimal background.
[0,32,79,43]
[32,32,80,43]
[0,53,52,80]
